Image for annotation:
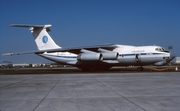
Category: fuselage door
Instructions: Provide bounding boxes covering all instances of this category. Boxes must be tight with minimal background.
[135,54,141,63]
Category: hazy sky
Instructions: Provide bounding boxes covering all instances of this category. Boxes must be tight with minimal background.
[0,0,180,63]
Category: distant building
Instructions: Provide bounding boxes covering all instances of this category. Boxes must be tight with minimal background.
[175,57,180,64]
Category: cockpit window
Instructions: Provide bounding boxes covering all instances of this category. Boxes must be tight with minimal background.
[155,47,169,53]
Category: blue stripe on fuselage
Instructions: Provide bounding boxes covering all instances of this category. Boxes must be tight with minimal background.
[119,53,165,57]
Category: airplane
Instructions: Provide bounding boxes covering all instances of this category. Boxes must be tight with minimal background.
[2,24,175,71]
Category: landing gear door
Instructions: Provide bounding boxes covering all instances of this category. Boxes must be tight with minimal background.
[135,54,141,63]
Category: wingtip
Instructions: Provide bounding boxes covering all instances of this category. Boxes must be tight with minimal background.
[10,24,15,27]
[2,53,13,56]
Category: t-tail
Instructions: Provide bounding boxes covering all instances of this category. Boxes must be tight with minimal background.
[10,24,61,50]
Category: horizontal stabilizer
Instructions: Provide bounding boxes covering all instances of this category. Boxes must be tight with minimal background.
[10,24,52,28]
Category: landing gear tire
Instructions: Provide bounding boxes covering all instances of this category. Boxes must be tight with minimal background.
[137,67,144,71]
[80,66,111,72]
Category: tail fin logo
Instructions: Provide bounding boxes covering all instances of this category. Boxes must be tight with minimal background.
[42,36,48,43]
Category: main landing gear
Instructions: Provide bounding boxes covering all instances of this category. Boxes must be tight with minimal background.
[79,66,111,72]
[137,66,144,71]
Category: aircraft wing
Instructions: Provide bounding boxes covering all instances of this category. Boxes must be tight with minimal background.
[2,51,39,56]
[2,44,118,56]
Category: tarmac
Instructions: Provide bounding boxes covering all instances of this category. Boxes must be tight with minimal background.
[0,71,180,111]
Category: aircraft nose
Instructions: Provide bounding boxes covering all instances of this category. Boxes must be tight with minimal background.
[169,53,175,61]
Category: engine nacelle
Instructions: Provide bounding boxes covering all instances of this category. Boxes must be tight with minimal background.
[77,53,103,61]
[154,61,166,66]
[101,52,119,60]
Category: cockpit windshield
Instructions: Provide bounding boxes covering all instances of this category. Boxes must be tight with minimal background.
[155,47,169,53]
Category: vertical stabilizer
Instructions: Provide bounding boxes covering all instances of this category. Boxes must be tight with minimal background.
[11,24,61,50]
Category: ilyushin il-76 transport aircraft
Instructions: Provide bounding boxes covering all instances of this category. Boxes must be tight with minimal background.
[3,24,175,71]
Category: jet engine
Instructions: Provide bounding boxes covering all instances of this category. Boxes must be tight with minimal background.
[77,53,103,61]
[154,61,166,66]
[101,52,119,60]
